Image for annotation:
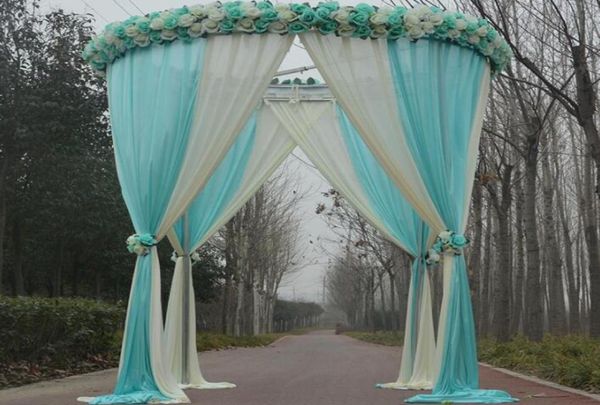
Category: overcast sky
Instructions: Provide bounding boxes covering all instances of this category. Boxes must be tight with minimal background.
[37,0,380,302]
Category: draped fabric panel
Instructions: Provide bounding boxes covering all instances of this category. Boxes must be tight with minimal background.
[159,34,294,237]
[164,106,295,388]
[267,100,437,388]
[79,34,292,405]
[302,35,516,403]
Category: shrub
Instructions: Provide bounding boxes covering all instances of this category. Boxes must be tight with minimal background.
[0,297,124,368]
[479,335,600,393]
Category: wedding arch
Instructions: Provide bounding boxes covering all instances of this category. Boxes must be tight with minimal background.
[79,2,516,404]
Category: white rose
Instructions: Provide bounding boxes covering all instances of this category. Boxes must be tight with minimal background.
[427,249,440,263]
[438,230,452,242]
[171,251,178,263]
[333,8,351,23]
[493,35,503,47]
[150,17,165,30]
[188,22,203,37]
[274,3,290,12]
[207,6,225,21]
[407,25,424,39]
[482,46,494,56]
[422,21,434,33]
[125,23,139,37]
[404,13,420,27]
[370,25,387,38]
[415,5,430,17]
[191,251,201,262]
[448,29,461,39]
[268,21,288,34]
[377,7,393,15]
[236,18,255,32]
[160,29,177,41]
[178,14,196,28]
[104,31,116,45]
[430,13,443,26]
[477,26,488,37]
[134,33,150,47]
[370,11,389,25]
[278,9,297,22]
[468,35,480,45]
[337,24,356,37]
[242,4,262,19]
[189,5,206,18]
[201,18,219,34]
[455,19,467,30]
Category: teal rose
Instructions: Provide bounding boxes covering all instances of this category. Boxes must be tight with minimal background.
[261,9,279,22]
[315,6,334,21]
[177,26,191,41]
[353,25,371,38]
[289,21,309,33]
[149,30,162,42]
[138,234,157,246]
[318,20,337,34]
[354,3,375,14]
[349,10,369,26]
[450,234,468,248]
[219,19,235,32]
[137,19,151,33]
[291,3,309,14]
[466,21,478,34]
[226,6,244,20]
[319,2,339,12]
[299,10,318,25]
[388,25,405,39]
[163,14,178,30]
[255,18,270,33]
[113,25,126,39]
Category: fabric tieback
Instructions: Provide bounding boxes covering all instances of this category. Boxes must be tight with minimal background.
[170,250,201,263]
[425,230,470,265]
[126,233,157,256]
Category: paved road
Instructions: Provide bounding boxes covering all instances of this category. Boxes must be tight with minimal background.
[1,330,598,405]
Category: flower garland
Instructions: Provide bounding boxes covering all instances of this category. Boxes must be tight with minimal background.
[425,230,469,265]
[82,1,511,75]
[126,233,158,256]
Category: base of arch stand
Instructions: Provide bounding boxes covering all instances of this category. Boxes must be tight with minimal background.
[406,388,519,403]
[180,381,236,390]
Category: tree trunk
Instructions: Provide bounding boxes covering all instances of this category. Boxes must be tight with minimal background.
[512,170,525,335]
[523,127,544,341]
[541,152,566,334]
[468,178,483,333]
[0,158,7,295]
[583,153,600,337]
[11,215,25,296]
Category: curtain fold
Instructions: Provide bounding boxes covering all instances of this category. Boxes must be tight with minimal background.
[79,34,292,405]
[302,34,516,403]
[164,105,295,389]
[268,100,437,388]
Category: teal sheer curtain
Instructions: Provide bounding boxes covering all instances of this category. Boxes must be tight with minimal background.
[386,39,516,403]
[172,112,257,250]
[93,40,208,405]
[337,105,432,380]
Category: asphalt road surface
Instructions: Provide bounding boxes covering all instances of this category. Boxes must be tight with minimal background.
[1,330,597,405]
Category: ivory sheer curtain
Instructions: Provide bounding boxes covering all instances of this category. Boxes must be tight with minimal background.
[164,106,295,389]
[301,34,516,403]
[267,100,437,389]
[79,34,292,405]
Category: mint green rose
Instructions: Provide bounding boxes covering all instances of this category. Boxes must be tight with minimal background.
[171,7,189,17]
[149,30,162,42]
[349,10,369,26]
[466,21,478,34]
[289,21,309,33]
[226,6,244,20]
[137,19,151,34]
[177,26,191,41]
[354,3,375,14]
[299,10,318,25]
[219,19,235,32]
[291,3,309,14]
[315,6,334,21]
[163,14,178,30]
[138,234,157,246]
[388,25,405,39]
[255,18,270,33]
[450,234,468,248]
[261,9,279,22]
[353,25,371,38]
[318,20,337,34]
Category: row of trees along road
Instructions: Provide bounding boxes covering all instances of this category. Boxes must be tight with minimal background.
[0,0,318,338]
[325,0,600,341]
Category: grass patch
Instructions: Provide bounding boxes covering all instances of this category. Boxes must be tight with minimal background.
[196,332,285,351]
[479,335,600,393]
[344,331,403,347]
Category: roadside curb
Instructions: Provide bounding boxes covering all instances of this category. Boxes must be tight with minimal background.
[479,362,600,402]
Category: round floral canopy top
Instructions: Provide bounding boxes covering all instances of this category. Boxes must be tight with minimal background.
[83,1,512,75]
